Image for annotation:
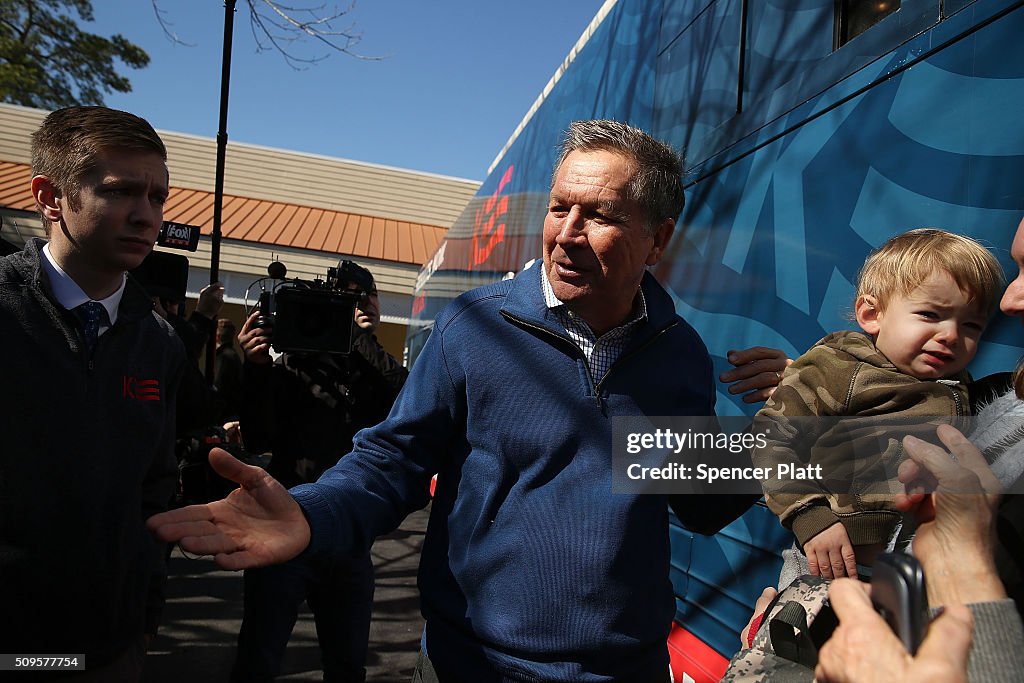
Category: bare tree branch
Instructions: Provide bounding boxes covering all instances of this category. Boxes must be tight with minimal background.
[258,1,372,57]
[248,4,324,68]
[150,0,384,69]
[150,0,196,47]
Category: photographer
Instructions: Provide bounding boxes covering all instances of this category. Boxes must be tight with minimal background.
[232,261,407,683]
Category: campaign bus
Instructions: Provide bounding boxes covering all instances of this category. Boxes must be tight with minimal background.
[406,1,1024,679]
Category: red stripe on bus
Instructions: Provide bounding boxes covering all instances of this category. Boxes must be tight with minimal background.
[667,623,729,683]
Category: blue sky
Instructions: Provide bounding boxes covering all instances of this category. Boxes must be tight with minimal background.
[88,0,607,181]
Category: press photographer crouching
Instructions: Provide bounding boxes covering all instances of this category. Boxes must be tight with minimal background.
[233,259,408,683]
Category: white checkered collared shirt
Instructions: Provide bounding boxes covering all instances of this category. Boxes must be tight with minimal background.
[541,267,647,384]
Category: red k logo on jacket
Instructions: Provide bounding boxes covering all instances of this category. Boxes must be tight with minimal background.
[123,376,161,401]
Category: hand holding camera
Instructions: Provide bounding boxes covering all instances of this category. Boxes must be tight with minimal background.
[239,309,274,366]
[815,577,973,683]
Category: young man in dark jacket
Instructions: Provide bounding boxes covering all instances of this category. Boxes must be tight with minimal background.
[0,107,183,681]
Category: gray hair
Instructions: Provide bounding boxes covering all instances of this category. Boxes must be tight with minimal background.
[552,120,684,234]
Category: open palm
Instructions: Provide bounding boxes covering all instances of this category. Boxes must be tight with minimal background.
[147,448,311,570]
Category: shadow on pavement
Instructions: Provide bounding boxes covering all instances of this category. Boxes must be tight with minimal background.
[144,506,428,682]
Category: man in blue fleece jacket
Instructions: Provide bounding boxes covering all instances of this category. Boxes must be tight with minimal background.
[151,120,753,682]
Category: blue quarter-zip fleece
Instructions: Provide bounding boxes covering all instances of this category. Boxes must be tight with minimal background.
[292,262,717,682]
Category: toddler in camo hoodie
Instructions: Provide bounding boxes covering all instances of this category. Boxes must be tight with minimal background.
[752,228,1004,582]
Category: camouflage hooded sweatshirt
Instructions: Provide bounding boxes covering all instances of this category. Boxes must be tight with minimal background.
[752,330,969,548]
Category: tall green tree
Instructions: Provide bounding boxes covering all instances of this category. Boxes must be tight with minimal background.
[0,0,149,109]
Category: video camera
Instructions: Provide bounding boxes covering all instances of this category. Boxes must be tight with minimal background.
[250,259,373,355]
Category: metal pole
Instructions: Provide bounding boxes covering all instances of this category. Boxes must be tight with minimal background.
[206,0,237,380]
[736,0,748,114]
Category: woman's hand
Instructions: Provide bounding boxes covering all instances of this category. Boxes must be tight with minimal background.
[816,579,973,683]
[898,425,1005,607]
[739,586,778,648]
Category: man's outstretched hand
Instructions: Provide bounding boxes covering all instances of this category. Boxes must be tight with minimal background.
[147,448,311,571]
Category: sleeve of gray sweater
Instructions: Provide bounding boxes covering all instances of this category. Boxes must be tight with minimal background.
[940,600,1024,682]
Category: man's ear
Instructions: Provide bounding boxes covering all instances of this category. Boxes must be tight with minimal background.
[30,176,63,223]
[645,218,675,266]
[855,295,882,335]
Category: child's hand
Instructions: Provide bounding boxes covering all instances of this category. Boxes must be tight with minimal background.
[804,523,857,579]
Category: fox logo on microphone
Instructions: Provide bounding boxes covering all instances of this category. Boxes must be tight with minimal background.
[157,221,201,251]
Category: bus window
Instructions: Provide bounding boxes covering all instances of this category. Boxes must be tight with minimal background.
[835,0,902,48]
